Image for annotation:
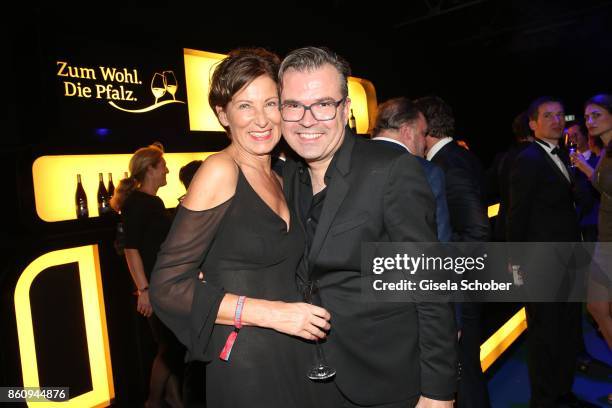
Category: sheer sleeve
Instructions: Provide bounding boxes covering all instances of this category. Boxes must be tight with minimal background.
[149,199,232,361]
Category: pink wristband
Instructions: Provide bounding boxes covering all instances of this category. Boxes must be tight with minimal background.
[219,296,246,361]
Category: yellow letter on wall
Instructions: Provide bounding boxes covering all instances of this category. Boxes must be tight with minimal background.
[14,245,114,407]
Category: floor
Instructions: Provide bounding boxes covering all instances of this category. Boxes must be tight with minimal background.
[487,313,612,407]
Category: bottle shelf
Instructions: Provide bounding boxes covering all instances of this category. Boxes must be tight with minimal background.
[32,152,214,222]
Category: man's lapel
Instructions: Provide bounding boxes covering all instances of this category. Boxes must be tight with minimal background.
[535,143,573,186]
[307,131,356,271]
[282,158,309,284]
[307,168,349,268]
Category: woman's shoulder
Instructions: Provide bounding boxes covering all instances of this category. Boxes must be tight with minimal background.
[123,190,161,213]
[181,151,238,211]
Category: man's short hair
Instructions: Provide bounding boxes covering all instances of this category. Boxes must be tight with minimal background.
[414,96,455,139]
[279,46,351,99]
[526,96,563,121]
[179,160,203,189]
[567,120,588,140]
[512,111,533,142]
[373,97,421,138]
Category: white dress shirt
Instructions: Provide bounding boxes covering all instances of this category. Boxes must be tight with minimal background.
[535,138,571,182]
[426,137,454,161]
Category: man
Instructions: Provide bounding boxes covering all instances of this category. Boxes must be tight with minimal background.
[372,97,452,242]
[279,47,456,408]
[507,97,593,408]
[415,96,490,408]
[488,111,535,242]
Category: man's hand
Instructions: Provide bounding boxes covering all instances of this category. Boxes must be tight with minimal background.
[415,396,453,408]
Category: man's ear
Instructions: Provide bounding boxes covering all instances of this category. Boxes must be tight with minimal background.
[344,97,351,121]
[215,106,229,127]
[398,123,413,145]
[529,119,537,132]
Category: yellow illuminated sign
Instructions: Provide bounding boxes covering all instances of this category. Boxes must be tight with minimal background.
[57,61,185,113]
[15,245,114,407]
[33,152,215,222]
[183,48,377,134]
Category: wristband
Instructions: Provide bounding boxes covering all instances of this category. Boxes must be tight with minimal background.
[137,286,149,295]
[219,296,246,361]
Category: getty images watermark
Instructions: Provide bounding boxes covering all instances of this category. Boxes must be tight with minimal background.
[360,242,612,303]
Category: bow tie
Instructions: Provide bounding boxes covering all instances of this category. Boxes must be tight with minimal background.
[551,146,560,155]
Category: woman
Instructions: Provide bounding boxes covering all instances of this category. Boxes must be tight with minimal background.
[149,49,330,407]
[572,94,612,405]
[111,143,184,408]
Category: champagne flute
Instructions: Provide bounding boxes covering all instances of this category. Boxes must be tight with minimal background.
[304,280,336,380]
[565,130,578,168]
[163,71,178,100]
[151,73,166,104]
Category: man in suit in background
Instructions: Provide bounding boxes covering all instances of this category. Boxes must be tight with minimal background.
[488,111,535,242]
[279,46,456,408]
[507,96,595,408]
[371,96,452,242]
[416,96,490,408]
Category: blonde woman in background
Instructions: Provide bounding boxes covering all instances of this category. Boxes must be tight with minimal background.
[111,142,184,408]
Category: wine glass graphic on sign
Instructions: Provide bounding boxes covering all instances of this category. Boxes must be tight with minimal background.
[151,73,166,104]
[163,71,178,100]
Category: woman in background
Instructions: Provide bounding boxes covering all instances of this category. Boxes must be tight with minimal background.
[111,142,184,408]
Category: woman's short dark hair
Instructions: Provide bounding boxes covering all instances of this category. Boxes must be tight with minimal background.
[208,48,280,131]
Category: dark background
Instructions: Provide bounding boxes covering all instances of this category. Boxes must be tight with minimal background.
[5,2,612,159]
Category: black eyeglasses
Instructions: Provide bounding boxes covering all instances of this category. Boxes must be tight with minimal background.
[280,98,346,122]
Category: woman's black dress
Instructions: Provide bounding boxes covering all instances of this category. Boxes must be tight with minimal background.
[122,190,185,373]
[150,169,318,407]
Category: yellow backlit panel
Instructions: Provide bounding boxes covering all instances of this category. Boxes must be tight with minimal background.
[183,49,226,132]
[347,79,368,134]
[183,48,377,134]
[15,245,114,407]
[488,203,500,218]
[480,307,527,371]
[348,76,378,134]
[33,152,215,222]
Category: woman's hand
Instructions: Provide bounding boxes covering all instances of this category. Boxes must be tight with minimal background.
[570,151,594,178]
[137,291,153,317]
[266,301,331,341]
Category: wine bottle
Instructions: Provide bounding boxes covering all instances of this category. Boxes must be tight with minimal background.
[107,173,115,199]
[75,174,89,219]
[349,109,357,133]
[97,173,111,216]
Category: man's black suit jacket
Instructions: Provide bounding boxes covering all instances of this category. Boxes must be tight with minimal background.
[283,131,457,405]
[429,141,490,242]
[492,141,532,241]
[507,142,581,242]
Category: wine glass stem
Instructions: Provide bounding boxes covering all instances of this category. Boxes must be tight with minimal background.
[315,340,327,363]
